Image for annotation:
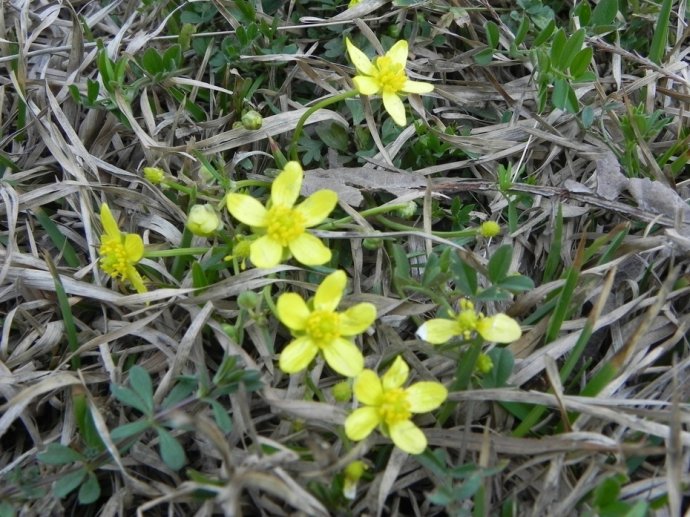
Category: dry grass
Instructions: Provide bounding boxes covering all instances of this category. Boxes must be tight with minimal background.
[1,0,689,515]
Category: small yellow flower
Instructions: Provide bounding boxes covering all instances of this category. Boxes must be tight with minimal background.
[225,161,338,268]
[186,204,222,237]
[476,353,494,374]
[98,203,147,293]
[416,299,521,345]
[277,270,376,377]
[345,38,434,126]
[345,356,447,455]
[348,0,362,6]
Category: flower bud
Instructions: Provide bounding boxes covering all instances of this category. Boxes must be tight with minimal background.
[476,353,494,374]
[186,204,222,237]
[143,167,165,184]
[396,201,417,219]
[241,110,263,130]
[362,237,383,250]
[237,291,259,310]
[479,221,501,238]
[343,460,367,500]
[331,380,352,402]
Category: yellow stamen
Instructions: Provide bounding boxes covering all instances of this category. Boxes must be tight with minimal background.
[378,388,412,424]
[373,56,407,93]
[266,205,305,246]
[305,310,341,346]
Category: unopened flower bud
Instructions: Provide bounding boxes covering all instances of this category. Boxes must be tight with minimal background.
[476,353,494,374]
[241,110,263,130]
[143,167,165,184]
[362,237,383,250]
[237,291,259,310]
[343,460,367,500]
[331,381,352,402]
[479,221,501,238]
[187,204,222,237]
[396,201,417,219]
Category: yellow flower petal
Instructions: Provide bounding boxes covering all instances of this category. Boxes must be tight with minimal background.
[353,369,383,406]
[277,293,310,331]
[405,382,448,413]
[345,37,376,76]
[382,356,409,391]
[295,189,338,227]
[128,267,148,294]
[226,193,268,227]
[100,203,120,238]
[279,336,319,373]
[339,303,376,335]
[123,233,144,262]
[386,40,408,69]
[314,270,346,312]
[389,420,427,454]
[250,235,283,268]
[322,337,364,377]
[271,161,303,207]
[402,79,434,94]
[288,232,331,266]
[345,406,380,441]
[382,91,406,126]
[416,318,461,344]
[476,313,522,343]
[352,76,381,96]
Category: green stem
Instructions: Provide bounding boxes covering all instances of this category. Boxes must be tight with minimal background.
[375,215,480,239]
[162,180,195,196]
[317,202,422,230]
[288,89,359,161]
[437,337,483,425]
[145,247,210,258]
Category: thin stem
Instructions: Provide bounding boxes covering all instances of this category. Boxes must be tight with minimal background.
[145,247,210,258]
[289,90,359,161]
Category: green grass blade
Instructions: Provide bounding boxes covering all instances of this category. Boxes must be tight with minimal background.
[34,208,81,268]
[647,0,673,64]
[44,252,80,368]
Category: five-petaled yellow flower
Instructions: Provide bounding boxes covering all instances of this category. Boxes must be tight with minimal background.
[416,299,521,345]
[226,161,338,268]
[345,38,434,126]
[98,203,147,293]
[277,270,376,377]
[345,356,447,455]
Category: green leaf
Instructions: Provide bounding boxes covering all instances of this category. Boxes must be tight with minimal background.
[162,44,182,71]
[111,385,151,415]
[110,419,151,441]
[450,256,477,295]
[593,477,622,507]
[77,473,101,504]
[87,79,100,104]
[162,377,197,409]
[34,209,80,268]
[481,348,514,388]
[552,78,578,113]
[317,122,349,152]
[191,261,209,289]
[549,29,567,68]
[209,399,233,434]
[590,0,618,27]
[141,48,163,75]
[38,443,84,465]
[0,501,16,517]
[487,245,512,283]
[497,275,534,292]
[44,253,80,369]
[157,427,186,470]
[647,0,672,64]
[514,16,530,46]
[128,366,154,415]
[473,48,494,65]
[570,47,593,78]
[485,21,499,49]
[533,19,555,46]
[561,29,586,69]
[574,1,591,26]
[581,105,595,128]
[53,468,87,498]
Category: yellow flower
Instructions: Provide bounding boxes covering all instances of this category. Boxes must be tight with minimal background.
[345,38,434,126]
[416,299,521,345]
[348,0,362,6]
[277,270,376,377]
[226,161,338,268]
[143,167,165,185]
[479,220,501,238]
[98,203,147,293]
[186,204,222,237]
[345,356,447,455]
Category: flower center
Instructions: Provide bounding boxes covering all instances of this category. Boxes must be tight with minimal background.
[266,205,306,246]
[379,388,412,424]
[99,236,131,279]
[373,56,407,93]
[305,310,341,345]
[455,299,481,339]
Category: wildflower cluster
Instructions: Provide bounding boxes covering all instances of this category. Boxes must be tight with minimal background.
[93,32,523,487]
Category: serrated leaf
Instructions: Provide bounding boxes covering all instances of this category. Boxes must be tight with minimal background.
[128,366,154,415]
[157,427,186,470]
[110,419,151,441]
[487,245,512,283]
[54,468,87,498]
[38,443,85,465]
[77,473,101,504]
